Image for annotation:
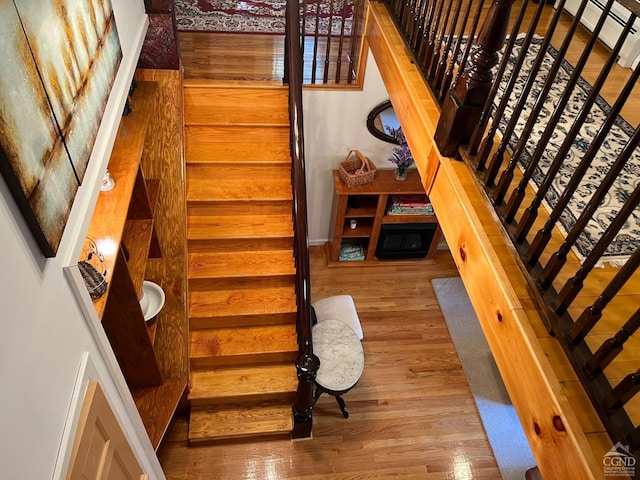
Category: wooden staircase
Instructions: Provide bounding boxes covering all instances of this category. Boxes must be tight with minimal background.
[184,81,299,442]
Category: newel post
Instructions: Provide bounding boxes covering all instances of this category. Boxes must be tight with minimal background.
[291,350,320,438]
[434,0,515,157]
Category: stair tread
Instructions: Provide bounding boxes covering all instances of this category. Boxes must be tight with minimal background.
[185,125,290,164]
[187,214,293,240]
[186,141,291,164]
[189,286,297,318]
[189,404,293,442]
[190,325,298,359]
[189,364,297,401]
[189,250,295,279]
[187,165,292,202]
[184,86,288,125]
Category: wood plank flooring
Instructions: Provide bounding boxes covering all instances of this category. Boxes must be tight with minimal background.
[158,246,504,479]
[179,32,364,86]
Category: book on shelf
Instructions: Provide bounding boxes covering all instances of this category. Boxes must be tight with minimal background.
[387,195,434,215]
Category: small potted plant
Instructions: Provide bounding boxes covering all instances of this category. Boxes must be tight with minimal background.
[386,126,414,181]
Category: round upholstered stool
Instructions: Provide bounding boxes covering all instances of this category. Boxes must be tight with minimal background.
[312,318,365,418]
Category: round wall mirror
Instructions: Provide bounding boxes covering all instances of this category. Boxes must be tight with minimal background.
[366,100,401,145]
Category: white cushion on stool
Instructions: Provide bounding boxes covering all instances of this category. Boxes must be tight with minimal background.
[312,295,363,340]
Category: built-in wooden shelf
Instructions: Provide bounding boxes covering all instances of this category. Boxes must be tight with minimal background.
[81,77,187,450]
[84,83,157,319]
[132,379,186,450]
[326,169,441,265]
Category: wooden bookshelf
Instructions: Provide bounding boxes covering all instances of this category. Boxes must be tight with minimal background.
[326,169,442,265]
[82,76,188,450]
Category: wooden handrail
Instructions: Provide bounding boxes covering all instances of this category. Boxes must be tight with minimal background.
[285,0,320,439]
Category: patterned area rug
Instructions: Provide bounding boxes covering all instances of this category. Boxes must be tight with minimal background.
[492,36,639,266]
[174,0,353,35]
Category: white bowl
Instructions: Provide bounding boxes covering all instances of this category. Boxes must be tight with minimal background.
[142,280,165,322]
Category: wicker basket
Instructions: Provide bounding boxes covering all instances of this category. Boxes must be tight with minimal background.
[339,150,376,187]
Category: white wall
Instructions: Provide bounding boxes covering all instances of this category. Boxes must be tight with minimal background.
[304,49,399,245]
[0,1,165,479]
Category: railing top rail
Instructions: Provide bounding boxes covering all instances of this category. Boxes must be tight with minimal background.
[285,0,318,440]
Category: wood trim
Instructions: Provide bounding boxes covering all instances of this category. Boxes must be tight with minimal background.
[365,2,604,478]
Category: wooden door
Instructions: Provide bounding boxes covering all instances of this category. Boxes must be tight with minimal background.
[67,380,148,480]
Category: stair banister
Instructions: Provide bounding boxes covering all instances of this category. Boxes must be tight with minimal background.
[285,0,320,439]
[434,0,517,157]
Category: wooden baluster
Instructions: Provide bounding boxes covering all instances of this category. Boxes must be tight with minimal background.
[311,0,321,84]
[402,0,417,37]
[474,0,547,171]
[411,0,430,52]
[347,0,363,84]
[628,426,640,449]
[511,17,634,240]
[428,0,455,81]
[493,0,612,205]
[433,0,464,92]
[407,0,421,48]
[439,0,480,102]
[301,0,307,61]
[553,182,640,315]
[434,0,518,157]
[392,0,404,24]
[417,0,439,65]
[323,0,336,83]
[484,0,568,187]
[568,247,640,343]
[335,0,348,83]
[585,309,640,376]
[537,127,640,289]
[401,0,415,31]
[526,62,640,266]
[605,369,640,412]
[421,0,446,71]
[451,0,484,87]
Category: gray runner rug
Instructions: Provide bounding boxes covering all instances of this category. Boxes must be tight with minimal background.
[432,276,537,480]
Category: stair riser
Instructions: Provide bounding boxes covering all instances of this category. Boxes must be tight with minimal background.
[189,312,297,330]
[187,164,292,179]
[187,237,294,253]
[190,352,298,370]
[189,275,296,291]
[187,201,292,217]
[189,391,295,407]
[185,112,288,127]
[188,432,291,444]
[184,86,288,110]
[188,269,296,281]
[187,217,293,242]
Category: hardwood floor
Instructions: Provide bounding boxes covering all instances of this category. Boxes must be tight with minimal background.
[179,32,363,86]
[161,8,640,475]
[158,246,505,479]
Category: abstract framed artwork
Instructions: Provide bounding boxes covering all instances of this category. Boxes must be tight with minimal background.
[0,0,122,257]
